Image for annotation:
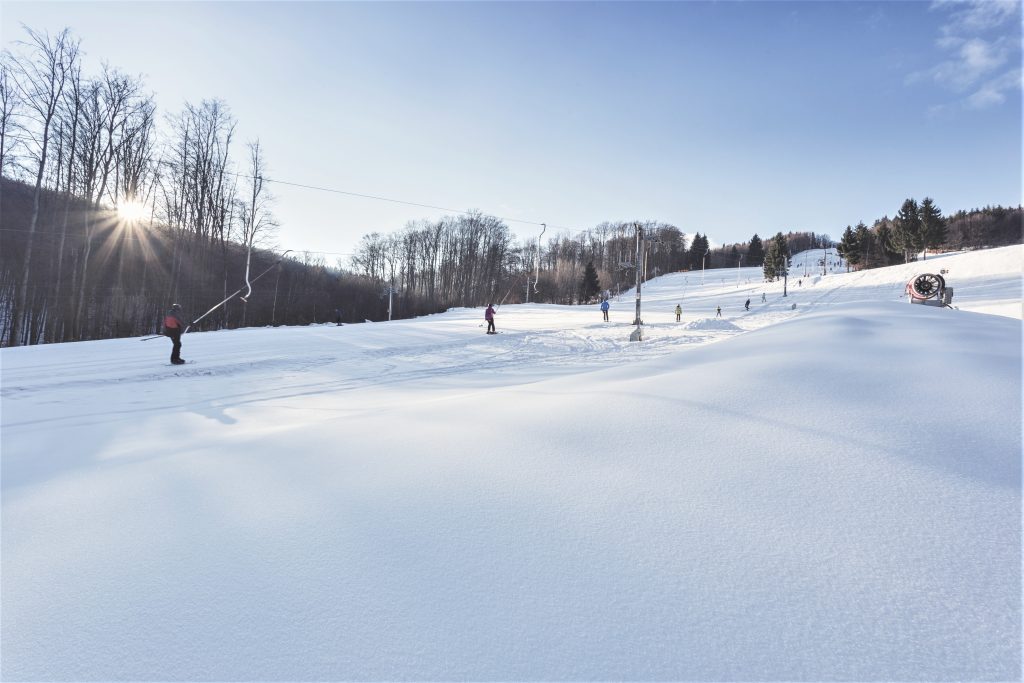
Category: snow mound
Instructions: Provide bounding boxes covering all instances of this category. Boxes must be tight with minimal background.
[684,317,743,331]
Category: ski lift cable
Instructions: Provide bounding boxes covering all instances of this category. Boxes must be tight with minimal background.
[182,249,293,334]
[225,170,556,230]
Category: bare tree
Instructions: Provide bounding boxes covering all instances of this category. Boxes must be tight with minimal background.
[6,27,78,346]
[69,66,148,339]
[0,52,25,182]
[158,99,235,319]
[237,139,276,324]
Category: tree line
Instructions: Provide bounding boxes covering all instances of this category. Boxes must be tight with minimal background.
[2,26,1019,347]
[0,27,411,346]
[834,198,1021,274]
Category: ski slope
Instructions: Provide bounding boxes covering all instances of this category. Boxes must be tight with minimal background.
[2,245,1021,680]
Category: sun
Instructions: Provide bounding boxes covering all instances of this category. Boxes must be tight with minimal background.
[117,199,148,222]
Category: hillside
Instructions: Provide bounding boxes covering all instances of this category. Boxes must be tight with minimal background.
[1,246,1020,680]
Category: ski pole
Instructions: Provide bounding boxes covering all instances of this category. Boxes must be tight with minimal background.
[140,334,164,341]
[184,250,292,333]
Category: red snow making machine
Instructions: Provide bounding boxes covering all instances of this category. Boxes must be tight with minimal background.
[905,272,953,308]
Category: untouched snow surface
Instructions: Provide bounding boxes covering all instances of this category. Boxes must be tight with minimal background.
[2,246,1021,680]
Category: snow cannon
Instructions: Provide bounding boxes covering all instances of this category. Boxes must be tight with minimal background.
[905,273,953,307]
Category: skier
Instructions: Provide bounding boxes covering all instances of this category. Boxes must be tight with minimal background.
[485,303,496,334]
[761,292,766,303]
[744,298,750,311]
[715,306,722,318]
[334,308,343,326]
[798,279,802,287]
[600,299,610,322]
[163,303,186,365]
[674,304,682,322]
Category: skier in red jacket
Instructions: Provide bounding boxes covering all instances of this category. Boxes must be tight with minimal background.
[164,304,186,365]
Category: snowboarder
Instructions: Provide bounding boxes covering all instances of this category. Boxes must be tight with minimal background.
[761,292,766,303]
[715,306,722,318]
[600,299,610,321]
[163,303,186,365]
[675,304,682,322]
[744,298,750,311]
[485,303,496,334]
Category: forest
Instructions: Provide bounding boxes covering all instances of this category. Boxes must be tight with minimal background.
[2,27,1019,347]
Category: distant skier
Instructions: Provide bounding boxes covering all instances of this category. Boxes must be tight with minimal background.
[163,303,186,365]
[798,279,802,287]
[600,299,610,322]
[744,298,750,311]
[485,303,496,334]
[334,308,343,326]
[675,304,682,322]
[715,306,722,318]
[761,292,766,303]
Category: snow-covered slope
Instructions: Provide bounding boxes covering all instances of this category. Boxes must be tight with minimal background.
[2,246,1021,680]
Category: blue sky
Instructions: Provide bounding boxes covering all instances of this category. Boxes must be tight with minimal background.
[3,1,1020,257]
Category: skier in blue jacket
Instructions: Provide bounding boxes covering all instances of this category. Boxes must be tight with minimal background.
[600,299,610,321]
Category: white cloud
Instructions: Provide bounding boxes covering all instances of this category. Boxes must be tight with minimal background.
[929,36,1012,91]
[966,68,1023,109]
[918,1,1022,110]
[932,0,1020,34]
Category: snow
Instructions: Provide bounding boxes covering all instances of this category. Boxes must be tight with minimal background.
[2,245,1021,680]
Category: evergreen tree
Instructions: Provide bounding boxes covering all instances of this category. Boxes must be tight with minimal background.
[688,233,710,270]
[772,232,788,275]
[918,197,946,260]
[763,241,777,281]
[763,232,788,281]
[837,225,860,270]
[872,218,903,267]
[893,198,922,262]
[579,260,601,303]
[854,222,871,269]
[747,233,764,266]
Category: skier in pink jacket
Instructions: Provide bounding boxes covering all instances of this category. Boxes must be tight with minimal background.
[485,304,496,334]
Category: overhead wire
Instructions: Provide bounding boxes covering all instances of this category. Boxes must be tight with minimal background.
[3,136,573,256]
[5,128,576,232]
[226,170,554,229]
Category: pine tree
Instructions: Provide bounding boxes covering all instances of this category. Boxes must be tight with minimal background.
[688,233,709,270]
[579,261,601,304]
[747,234,764,266]
[872,218,903,267]
[918,197,946,260]
[837,225,859,270]
[763,232,788,281]
[893,198,922,262]
[763,241,777,281]
[854,222,871,269]
[772,232,788,276]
